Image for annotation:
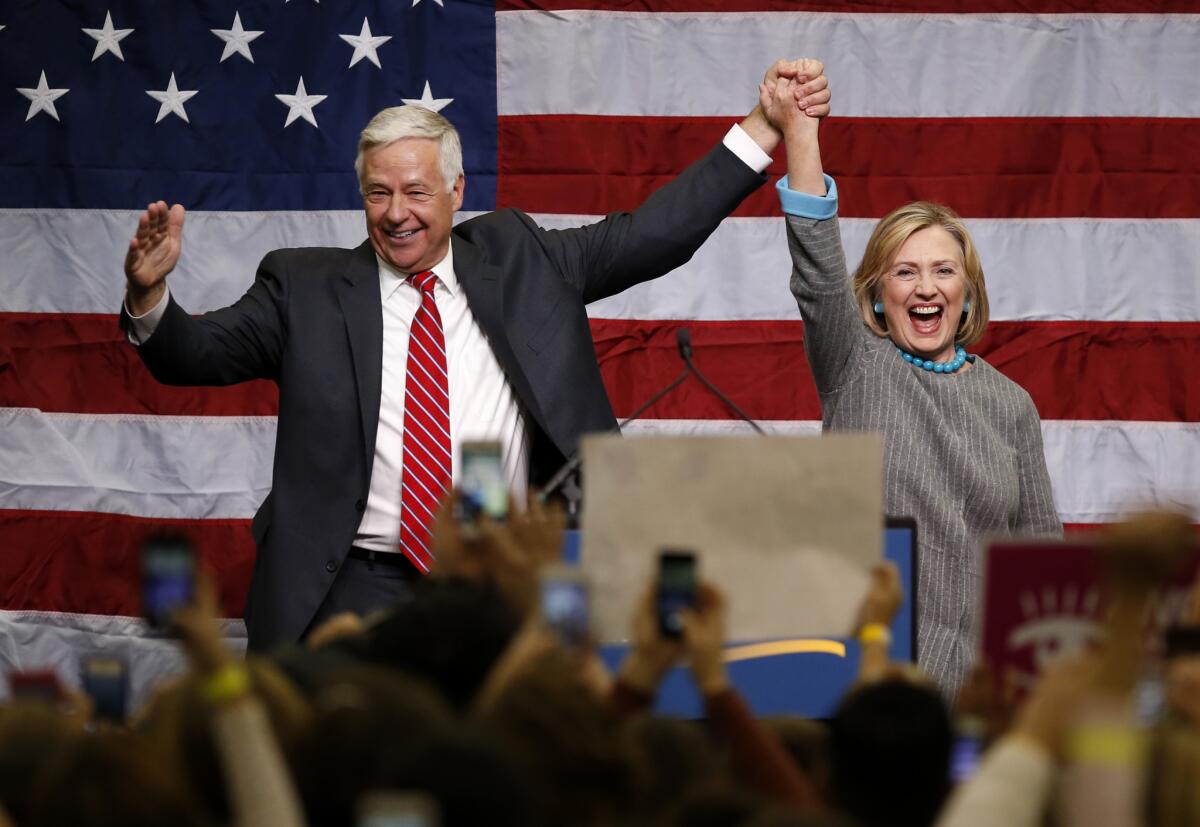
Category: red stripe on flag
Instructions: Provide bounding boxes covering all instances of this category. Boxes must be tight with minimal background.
[981,322,1200,422]
[1064,523,1200,537]
[0,509,1191,615]
[498,0,1200,11]
[498,116,1200,219]
[7,314,1198,422]
[0,510,252,618]
[593,319,1200,423]
[0,313,278,415]
[595,319,818,421]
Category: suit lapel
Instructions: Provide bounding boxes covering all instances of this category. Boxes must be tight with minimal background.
[335,241,385,478]
[452,236,544,427]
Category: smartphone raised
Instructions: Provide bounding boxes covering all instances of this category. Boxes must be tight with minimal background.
[141,533,196,629]
[456,440,507,523]
[80,656,128,723]
[949,714,986,783]
[539,564,589,647]
[657,549,697,638]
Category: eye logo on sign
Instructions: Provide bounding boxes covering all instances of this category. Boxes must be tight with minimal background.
[1004,585,1103,689]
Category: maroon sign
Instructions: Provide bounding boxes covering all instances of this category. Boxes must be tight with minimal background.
[980,539,1198,698]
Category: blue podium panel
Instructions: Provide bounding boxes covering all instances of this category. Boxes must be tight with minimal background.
[564,521,916,719]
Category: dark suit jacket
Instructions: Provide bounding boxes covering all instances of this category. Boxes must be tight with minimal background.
[124,142,764,649]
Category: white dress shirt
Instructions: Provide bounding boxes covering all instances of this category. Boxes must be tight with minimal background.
[355,245,528,553]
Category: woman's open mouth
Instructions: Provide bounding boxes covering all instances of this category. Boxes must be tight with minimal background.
[908,304,943,335]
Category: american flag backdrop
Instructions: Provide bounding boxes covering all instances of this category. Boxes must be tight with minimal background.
[1,1,1198,696]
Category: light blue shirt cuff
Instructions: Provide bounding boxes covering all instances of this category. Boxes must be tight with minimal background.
[776,174,838,220]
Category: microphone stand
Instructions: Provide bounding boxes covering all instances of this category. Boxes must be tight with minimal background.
[538,327,765,516]
[538,366,689,514]
[675,328,766,436]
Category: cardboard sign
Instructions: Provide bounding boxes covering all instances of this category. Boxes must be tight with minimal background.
[580,433,883,642]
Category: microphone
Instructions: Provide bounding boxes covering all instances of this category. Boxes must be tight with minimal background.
[676,327,694,361]
[674,327,766,435]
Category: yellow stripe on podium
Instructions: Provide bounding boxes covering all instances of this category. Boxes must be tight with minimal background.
[723,639,846,663]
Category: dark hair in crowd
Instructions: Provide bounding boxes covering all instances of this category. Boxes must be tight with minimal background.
[292,666,454,827]
[27,731,210,827]
[828,678,953,827]
[358,578,522,710]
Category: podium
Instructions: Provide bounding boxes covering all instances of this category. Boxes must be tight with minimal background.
[563,518,917,719]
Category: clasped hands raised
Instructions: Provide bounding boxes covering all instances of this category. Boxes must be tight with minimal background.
[758,57,831,134]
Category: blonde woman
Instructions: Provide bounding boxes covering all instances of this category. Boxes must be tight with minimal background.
[762,69,1061,693]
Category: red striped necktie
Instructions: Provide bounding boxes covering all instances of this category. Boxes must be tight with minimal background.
[398,270,451,573]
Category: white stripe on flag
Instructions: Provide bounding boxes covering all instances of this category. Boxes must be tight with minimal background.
[0,208,477,315]
[0,610,245,711]
[1040,420,1200,525]
[566,215,1200,323]
[6,209,1198,323]
[0,408,275,519]
[6,408,1196,525]
[624,418,1200,525]
[498,11,1200,118]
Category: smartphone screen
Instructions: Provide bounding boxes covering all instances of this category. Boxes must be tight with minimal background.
[141,534,196,629]
[1134,670,1165,727]
[357,791,440,827]
[457,441,507,522]
[657,549,697,638]
[540,566,589,647]
[949,732,983,783]
[81,656,128,723]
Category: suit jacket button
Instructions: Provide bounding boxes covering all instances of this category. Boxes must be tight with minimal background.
[355,499,366,512]
[325,560,338,573]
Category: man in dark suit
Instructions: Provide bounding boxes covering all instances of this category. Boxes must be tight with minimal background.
[122,60,830,651]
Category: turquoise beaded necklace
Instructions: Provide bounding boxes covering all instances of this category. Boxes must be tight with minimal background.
[897,344,972,374]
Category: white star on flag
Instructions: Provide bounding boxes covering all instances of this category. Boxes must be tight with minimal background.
[339,18,391,69]
[146,73,198,124]
[275,77,327,128]
[412,0,445,6]
[211,12,263,63]
[402,81,453,113]
[82,11,134,62]
[16,71,69,122]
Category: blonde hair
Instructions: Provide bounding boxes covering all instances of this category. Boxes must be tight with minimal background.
[355,105,463,194]
[851,202,989,348]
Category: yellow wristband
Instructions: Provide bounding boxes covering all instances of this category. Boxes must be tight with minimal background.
[199,664,250,705]
[858,623,892,648]
[1064,725,1146,767]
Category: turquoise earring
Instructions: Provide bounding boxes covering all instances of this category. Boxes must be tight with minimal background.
[963,299,972,315]
[873,301,884,315]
